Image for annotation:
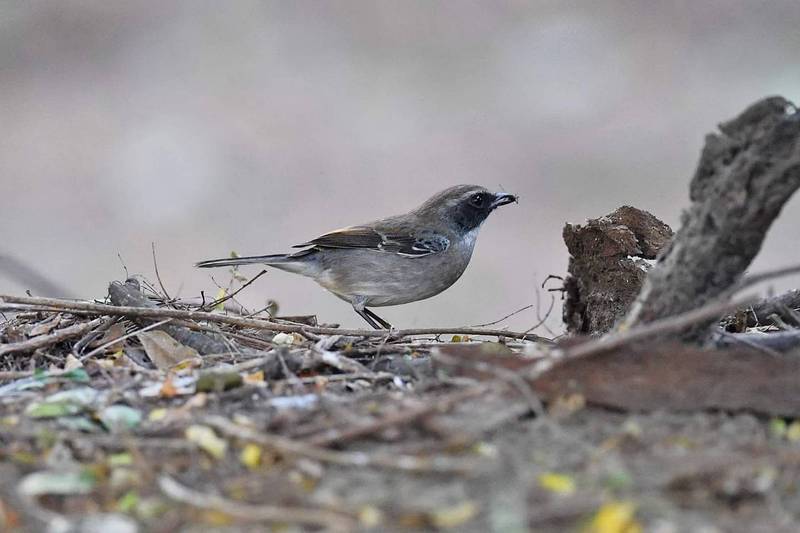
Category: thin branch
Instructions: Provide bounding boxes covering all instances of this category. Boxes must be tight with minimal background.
[203,414,480,473]
[158,475,357,531]
[151,243,173,302]
[738,263,800,291]
[0,294,555,343]
[525,291,556,334]
[469,304,533,328]
[201,269,268,311]
[308,386,488,446]
[526,294,759,381]
[0,317,104,356]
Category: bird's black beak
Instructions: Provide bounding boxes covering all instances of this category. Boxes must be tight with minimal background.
[491,192,518,209]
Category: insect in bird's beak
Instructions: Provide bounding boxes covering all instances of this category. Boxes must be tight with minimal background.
[490,192,518,209]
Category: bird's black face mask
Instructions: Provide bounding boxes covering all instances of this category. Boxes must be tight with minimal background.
[452,192,517,232]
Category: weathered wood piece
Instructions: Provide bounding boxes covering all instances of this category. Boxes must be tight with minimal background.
[623,96,800,340]
[562,206,672,335]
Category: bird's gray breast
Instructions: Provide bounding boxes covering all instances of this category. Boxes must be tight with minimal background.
[313,230,478,307]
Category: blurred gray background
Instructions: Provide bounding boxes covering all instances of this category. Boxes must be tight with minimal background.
[2,1,799,332]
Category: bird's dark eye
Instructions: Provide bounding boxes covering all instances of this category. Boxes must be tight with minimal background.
[470,193,485,207]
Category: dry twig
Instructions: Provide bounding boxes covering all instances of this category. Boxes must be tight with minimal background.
[0,317,104,356]
[0,294,554,343]
[203,414,481,474]
[158,475,358,531]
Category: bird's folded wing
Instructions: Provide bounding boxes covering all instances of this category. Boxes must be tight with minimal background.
[293,226,449,257]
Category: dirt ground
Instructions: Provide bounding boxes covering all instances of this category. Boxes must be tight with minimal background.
[1,285,800,532]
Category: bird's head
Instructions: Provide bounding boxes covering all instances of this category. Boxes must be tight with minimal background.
[415,185,518,233]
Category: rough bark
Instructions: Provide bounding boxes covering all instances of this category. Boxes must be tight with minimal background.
[622,96,800,340]
[563,206,672,335]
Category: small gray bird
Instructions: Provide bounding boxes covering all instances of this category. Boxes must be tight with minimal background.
[196,185,517,329]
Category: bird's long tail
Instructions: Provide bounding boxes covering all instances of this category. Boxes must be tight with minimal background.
[195,254,297,269]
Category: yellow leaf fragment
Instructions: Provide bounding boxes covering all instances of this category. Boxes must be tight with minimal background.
[430,501,478,529]
[585,501,642,533]
[538,472,576,495]
[239,443,262,470]
[787,421,800,442]
[185,425,228,459]
[243,371,264,385]
[358,505,384,527]
[148,408,168,422]
[213,288,226,312]
[200,509,234,526]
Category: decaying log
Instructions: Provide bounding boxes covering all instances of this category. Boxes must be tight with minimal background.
[562,206,672,335]
[622,96,800,340]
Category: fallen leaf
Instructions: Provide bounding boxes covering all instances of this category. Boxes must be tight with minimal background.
[769,418,787,438]
[63,354,83,371]
[25,387,101,418]
[98,405,142,433]
[787,421,800,442]
[196,371,243,393]
[160,376,178,398]
[585,501,641,533]
[148,408,168,422]
[185,424,227,459]
[239,443,262,470]
[538,472,576,495]
[18,470,95,496]
[91,323,127,352]
[243,371,264,384]
[213,288,227,311]
[137,330,200,371]
[358,506,384,527]
[56,416,99,432]
[430,501,478,529]
[116,490,139,513]
[108,453,133,467]
[28,315,61,337]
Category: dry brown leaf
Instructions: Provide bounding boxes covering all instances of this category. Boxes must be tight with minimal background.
[136,330,200,370]
[28,314,62,337]
[90,323,127,351]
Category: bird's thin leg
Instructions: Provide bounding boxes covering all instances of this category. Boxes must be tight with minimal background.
[354,307,381,329]
[363,308,392,329]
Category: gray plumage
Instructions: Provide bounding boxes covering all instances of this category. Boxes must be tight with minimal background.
[196,185,517,329]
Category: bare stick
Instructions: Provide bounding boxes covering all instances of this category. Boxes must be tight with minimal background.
[0,317,104,356]
[201,269,268,311]
[158,475,357,531]
[203,415,479,474]
[527,294,759,381]
[151,242,173,302]
[308,386,488,446]
[0,294,554,343]
[469,304,533,328]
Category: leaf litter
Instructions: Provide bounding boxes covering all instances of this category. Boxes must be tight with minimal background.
[1,276,800,531]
